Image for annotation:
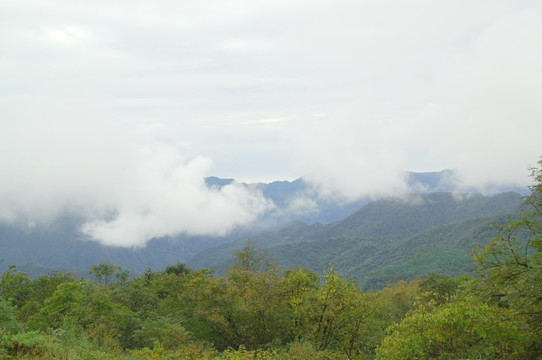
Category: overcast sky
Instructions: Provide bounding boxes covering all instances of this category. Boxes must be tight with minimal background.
[1,1,542,246]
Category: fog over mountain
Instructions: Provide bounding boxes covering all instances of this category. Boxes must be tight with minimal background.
[0,170,527,276]
[0,168,531,251]
[1,1,541,247]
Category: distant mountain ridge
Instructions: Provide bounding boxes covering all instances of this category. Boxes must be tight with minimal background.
[207,170,528,225]
[0,170,527,279]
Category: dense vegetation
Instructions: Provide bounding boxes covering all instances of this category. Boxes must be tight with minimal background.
[189,192,523,286]
[1,161,541,359]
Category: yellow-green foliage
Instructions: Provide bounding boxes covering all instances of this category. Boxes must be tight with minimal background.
[377,296,527,360]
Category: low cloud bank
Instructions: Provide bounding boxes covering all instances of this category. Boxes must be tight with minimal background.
[0,118,273,247]
[80,154,273,247]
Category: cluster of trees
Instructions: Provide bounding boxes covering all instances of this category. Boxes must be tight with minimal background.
[1,161,541,359]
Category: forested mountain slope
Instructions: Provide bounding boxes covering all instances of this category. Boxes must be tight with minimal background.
[314,191,522,242]
[188,192,524,286]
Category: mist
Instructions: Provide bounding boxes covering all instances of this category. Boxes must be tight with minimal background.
[1,0,541,247]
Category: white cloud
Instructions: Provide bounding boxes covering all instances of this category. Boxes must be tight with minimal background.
[47,26,92,44]
[283,196,319,216]
[289,110,409,201]
[0,0,541,246]
[0,113,273,246]
[284,3,542,199]
[80,153,273,247]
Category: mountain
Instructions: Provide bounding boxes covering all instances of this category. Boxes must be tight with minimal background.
[0,170,526,278]
[206,176,373,225]
[207,170,527,226]
[187,192,524,287]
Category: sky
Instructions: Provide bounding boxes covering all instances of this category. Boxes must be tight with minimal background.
[1,0,542,247]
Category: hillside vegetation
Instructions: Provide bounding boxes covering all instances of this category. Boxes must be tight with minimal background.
[189,192,523,287]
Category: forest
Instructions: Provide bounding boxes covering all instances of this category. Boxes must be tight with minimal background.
[1,160,541,359]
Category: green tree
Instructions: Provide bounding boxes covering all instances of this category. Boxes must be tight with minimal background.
[281,266,320,340]
[374,279,419,324]
[164,262,191,276]
[475,158,542,356]
[232,240,272,273]
[376,296,527,360]
[133,314,189,350]
[89,263,129,286]
[29,281,86,329]
[314,269,389,359]
[18,272,75,322]
[191,246,291,350]
[0,265,31,307]
[74,284,138,349]
[0,297,23,333]
[417,273,469,307]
